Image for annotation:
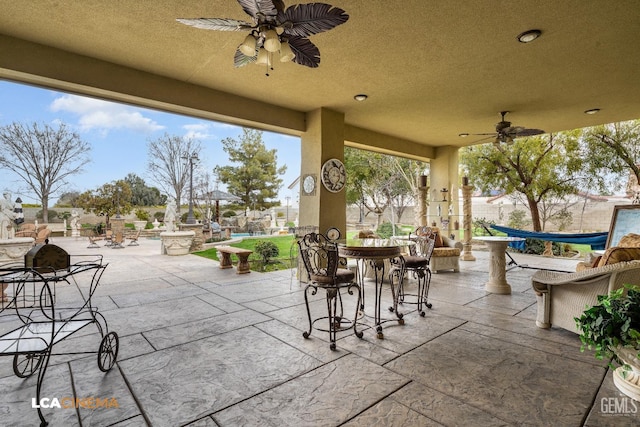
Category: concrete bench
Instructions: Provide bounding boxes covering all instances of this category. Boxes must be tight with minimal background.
[216,246,253,274]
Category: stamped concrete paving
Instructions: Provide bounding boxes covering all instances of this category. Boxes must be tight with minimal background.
[0,236,637,426]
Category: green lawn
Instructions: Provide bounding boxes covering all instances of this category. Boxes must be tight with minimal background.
[193,235,297,272]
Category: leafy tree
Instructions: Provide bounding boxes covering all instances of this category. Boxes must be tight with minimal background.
[387,157,427,223]
[124,173,167,206]
[581,119,640,195]
[55,191,82,208]
[345,148,426,226]
[146,133,202,214]
[460,132,583,231]
[0,121,91,222]
[215,128,286,212]
[76,180,133,228]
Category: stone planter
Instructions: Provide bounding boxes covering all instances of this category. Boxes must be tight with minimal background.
[0,237,35,262]
[613,346,640,401]
[133,220,147,231]
[160,231,195,256]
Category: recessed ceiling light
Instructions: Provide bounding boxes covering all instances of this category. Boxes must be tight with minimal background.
[584,108,601,115]
[517,29,542,43]
[458,133,469,137]
[354,94,368,101]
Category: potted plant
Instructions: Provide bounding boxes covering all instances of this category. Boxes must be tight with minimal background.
[575,285,640,400]
[133,208,150,231]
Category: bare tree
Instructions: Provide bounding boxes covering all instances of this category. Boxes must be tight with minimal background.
[0,121,91,222]
[146,133,202,214]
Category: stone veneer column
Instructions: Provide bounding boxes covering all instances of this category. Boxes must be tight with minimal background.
[416,175,428,227]
[461,183,476,261]
[110,217,125,235]
[179,223,204,252]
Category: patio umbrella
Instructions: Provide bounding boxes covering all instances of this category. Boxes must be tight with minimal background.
[207,190,241,222]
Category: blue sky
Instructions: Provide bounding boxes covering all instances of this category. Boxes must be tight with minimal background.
[0,80,301,207]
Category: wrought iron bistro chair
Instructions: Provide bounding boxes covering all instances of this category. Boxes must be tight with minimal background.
[389,229,436,317]
[297,232,363,350]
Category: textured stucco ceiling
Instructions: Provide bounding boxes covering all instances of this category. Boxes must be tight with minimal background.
[0,0,639,155]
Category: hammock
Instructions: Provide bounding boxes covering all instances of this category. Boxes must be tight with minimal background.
[490,225,608,251]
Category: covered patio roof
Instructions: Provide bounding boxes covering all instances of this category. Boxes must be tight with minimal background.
[0,1,638,160]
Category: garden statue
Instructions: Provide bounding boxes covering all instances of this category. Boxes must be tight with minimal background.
[0,191,16,240]
[164,199,177,232]
[70,209,80,237]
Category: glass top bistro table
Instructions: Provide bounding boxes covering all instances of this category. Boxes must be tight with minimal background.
[336,238,414,339]
[474,236,526,294]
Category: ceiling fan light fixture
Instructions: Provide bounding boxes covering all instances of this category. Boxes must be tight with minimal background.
[279,40,295,62]
[517,29,541,43]
[256,48,270,66]
[239,34,257,56]
[263,29,281,53]
[177,1,349,74]
[584,108,601,115]
[354,94,368,101]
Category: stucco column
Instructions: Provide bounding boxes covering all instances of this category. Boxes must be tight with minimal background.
[461,182,476,261]
[428,146,459,238]
[299,108,346,236]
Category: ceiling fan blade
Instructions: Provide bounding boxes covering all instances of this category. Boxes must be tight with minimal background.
[237,0,279,20]
[271,0,285,13]
[503,126,524,135]
[176,18,252,31]
[514,128,545,137]
[288,36,320,67]
[234,47,257,68]
[279,3,349,37]
[468,135,496,145]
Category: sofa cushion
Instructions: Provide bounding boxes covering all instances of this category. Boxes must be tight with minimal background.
[597,247,640,268]
[430,227,444,247]
[619,233,640,247]
[433,247,461,257]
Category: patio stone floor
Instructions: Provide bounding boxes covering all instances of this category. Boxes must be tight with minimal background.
[1,236,637,426]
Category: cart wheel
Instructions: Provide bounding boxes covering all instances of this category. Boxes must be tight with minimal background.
[98,332,119,372]
[13,352,44,378]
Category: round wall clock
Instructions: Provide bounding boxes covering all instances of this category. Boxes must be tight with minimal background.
[302,174,316,196]
[321,158,346,193]
[326,227,341,241]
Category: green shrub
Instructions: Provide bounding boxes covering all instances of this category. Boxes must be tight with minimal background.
[376,222,394,238]
[523,238,562,255]
[223,210,236,218]
[37,209,59,221]
[255,240,279,264]
[135,208,150,221]
[507,209,531,229]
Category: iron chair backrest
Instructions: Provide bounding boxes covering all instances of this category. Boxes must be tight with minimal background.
[415,225,434,238]
[409,226,436,258]
[415,235,436,260]
[297,232,340,282]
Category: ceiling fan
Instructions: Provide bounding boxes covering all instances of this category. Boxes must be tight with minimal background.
[461,111,545,145]
[176,0,349,74]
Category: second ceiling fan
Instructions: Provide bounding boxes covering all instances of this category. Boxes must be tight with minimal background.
[463,111,545,145]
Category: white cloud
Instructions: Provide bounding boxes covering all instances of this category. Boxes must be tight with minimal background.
[182,122,215,140]
[50,94,164,134]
